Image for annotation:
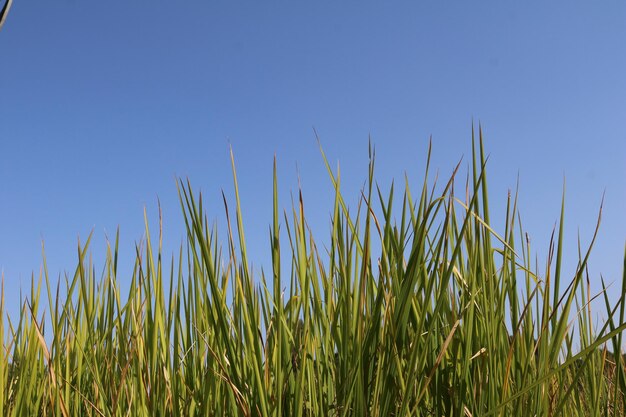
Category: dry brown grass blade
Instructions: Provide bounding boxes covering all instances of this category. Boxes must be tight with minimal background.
[0,0,13,31]
[416,319,461,404]
[26,300,72,417]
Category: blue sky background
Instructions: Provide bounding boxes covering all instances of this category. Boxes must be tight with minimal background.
[1,2,625,332]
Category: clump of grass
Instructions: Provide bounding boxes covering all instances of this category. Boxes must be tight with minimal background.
[1,130,625,416]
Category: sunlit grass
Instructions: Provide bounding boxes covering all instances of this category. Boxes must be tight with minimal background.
[1,129,625,416]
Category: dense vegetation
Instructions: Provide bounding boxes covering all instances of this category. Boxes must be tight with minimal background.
[1,132,625,416]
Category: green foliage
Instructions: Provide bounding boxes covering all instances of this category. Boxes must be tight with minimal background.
[1,130,625,416]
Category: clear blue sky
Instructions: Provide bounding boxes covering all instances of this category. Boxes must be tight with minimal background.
[1,2,625,327]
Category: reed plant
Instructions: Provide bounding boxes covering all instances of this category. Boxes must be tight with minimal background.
[1,130,625,416]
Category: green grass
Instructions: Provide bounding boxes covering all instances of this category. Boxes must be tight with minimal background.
[1,129,625,416]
